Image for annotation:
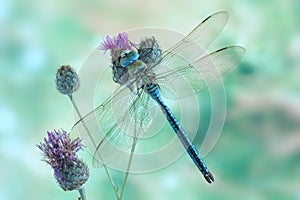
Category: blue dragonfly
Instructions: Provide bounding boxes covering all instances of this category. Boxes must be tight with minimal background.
[71,11,245,183]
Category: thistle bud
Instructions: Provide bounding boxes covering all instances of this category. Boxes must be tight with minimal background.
[138,36,162,66]
[54,159,89,191]
[56,65,80,95]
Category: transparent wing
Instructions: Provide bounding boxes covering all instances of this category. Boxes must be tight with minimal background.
[154,46,246,99]
[70,83,153,168]
[149,11,229,75]
[92,91,152,168]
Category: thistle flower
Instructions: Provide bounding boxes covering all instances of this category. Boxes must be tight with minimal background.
[138,36,162,66]
[98,32,135,62]
[37,129,89,191]
[56,65,80,96]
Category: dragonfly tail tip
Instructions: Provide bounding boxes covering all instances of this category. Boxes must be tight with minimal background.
[204,172,215,184]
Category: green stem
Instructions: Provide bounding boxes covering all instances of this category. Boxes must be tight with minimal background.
[119,100,145,200]
[78,187,87,200]
[68,95,120,199]
[119,136,138,200]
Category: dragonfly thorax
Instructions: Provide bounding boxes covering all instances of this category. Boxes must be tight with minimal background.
[112,50,140,85]
[112,49,152,88]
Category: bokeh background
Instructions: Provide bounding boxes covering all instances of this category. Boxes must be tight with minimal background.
[1,0,299,199]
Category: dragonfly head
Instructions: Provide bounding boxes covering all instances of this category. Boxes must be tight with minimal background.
[120,50,139,67]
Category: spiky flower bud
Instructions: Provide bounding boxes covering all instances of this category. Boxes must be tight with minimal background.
[37,130,89,191]
[56,65,80,95]
[55,159,89,191]
[138,36,162,66]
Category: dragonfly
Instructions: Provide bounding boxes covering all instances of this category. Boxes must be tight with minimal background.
[71,11,245,183]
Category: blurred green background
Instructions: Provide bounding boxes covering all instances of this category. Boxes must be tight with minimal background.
[1,0,300,199]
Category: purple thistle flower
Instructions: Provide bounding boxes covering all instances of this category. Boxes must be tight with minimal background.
[37,129,89,191]
[98,32,135,62]
[99,32,133,51]
[99,35,118,51]
[37,130,83,168]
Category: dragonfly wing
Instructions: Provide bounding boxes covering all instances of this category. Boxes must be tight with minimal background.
[155,46,246,99]
[70,84,133,157]
[92,91,152,168]
[70,83,153,168]
[150,11,229,75]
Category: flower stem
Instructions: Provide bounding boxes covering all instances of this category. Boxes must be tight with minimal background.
[68,95,120,199]
[78,187,87,200]
[119,136,137,200]
[119,101,144,200]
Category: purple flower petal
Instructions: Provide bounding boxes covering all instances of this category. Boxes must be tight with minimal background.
[37,129,84,169]
[98,32,134,52]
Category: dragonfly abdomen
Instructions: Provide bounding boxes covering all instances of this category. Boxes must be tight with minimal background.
[145,83,214,183]
[186,146,214,183]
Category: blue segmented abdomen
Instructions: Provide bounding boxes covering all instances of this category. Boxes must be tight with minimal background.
[145,83,214,183]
